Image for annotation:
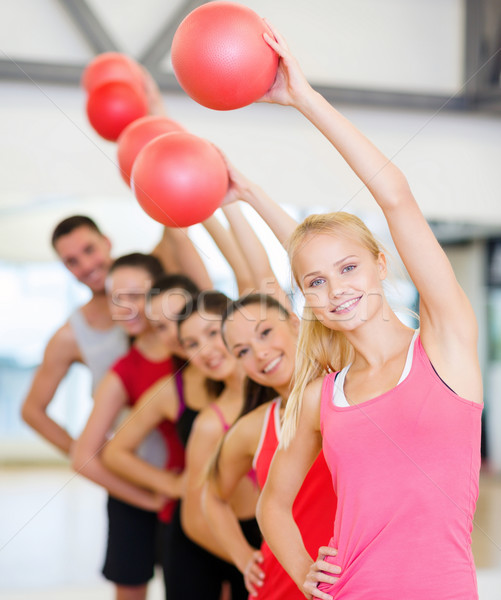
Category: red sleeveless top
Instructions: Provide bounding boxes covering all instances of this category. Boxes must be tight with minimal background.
[253,398,336,599]
[112,347,185,522]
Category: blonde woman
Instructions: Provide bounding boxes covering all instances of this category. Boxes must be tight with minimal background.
[241,23,482,600]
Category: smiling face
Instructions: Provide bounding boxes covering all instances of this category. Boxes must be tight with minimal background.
[179,311,237,381]
[293,233,387,332]
[148,290,188,356]
[54,226,112,293]
[224,303,299,394]
[107,265,154,337]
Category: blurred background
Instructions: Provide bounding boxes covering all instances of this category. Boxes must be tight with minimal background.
[0,1,500,598]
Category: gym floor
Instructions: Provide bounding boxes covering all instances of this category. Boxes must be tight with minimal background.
[1,465,500,599]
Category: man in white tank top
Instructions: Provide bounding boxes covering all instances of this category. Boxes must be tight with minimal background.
[21,215,211,458]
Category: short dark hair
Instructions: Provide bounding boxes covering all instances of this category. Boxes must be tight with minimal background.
[51,215,102,247]
[109,253,165,281]
[177,291,231,331]
[147,274,201,302]
[221,293,291,331]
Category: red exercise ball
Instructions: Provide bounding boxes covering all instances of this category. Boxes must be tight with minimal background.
[131,132,228,227]
[86,81,149,141]
[82,52,144,94]
[117,116,185,186]
[171,1,278,110]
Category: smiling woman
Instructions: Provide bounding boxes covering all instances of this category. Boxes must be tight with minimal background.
[240,22,485,600]
[71,255,189,600]
[106,253,164,337]
[295,226,386,331]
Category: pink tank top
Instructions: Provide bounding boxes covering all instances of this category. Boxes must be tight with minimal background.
[211,402,258,487]
[318,334,482,599]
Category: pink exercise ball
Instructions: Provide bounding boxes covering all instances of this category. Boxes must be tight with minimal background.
[117,116,185,186]
[86,81,149,141]
[131,131,228,227]
[82,52,144,94]
[171,1,278,110]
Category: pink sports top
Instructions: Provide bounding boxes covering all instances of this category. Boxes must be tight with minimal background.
[210,402,258,487]
[318,333,483,600]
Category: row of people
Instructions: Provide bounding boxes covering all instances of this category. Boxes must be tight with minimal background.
[22,21,482,600]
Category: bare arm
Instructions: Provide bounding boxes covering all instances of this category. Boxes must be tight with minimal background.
[257,379,336,599]
[72,371,163,511]
[180,407,233,561]
[102,375,185,498]
[21,323,80,455]
[222,174,297,248]
[152,226,212,290]
[151,228,180,273]
[222,202,273,287]
[261,23,481,403]
[202,213,254,295]
[204,409,265,595]
[140,66,167,117]
[222,199,292,311]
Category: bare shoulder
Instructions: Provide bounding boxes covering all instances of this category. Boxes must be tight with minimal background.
[44,321,82,365]
[241,400,274,429]
[191,405,223,439]
[301,376,326,429]
[227,400,275,452]
[303,376,325,408]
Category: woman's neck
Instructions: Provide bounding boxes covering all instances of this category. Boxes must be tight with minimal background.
[274,382,291,406]
[343,309,413,370]
[223,368,245,394]
[134,328,171,360]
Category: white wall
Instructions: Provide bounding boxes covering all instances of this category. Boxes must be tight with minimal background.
[3,0,498,262]
[1,0,467,93]
[1,79,501,261]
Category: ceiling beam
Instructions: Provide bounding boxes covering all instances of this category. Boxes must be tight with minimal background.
[57,0,120,54]
[463,0,501,107]
[0,57,473,111]
[312,85,471,111]
[140,0,206,67]
[0,59,182,91]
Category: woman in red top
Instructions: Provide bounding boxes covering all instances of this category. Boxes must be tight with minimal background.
[72,253,199,600]
[204,293,337,599]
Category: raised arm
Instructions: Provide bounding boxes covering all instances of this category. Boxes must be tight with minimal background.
[152,226,213,290]
[203,410,265,596]
[102,375,185,499]
[260,23,481,402]
[222,197,292,311]
[221,162,297,248]
[221,202,273,287]
[21,323,80,455]
[202,213,254,295]
[71,371,162,511]
[140,65,167,117]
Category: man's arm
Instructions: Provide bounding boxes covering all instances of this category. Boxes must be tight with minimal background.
[152,227,212,290]
[202,213,254,295]
[21,322,81,456]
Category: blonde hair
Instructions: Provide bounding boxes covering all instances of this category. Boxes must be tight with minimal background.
[280,212,382,448]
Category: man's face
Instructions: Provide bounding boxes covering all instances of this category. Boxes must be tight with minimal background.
[54,226,112,293]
